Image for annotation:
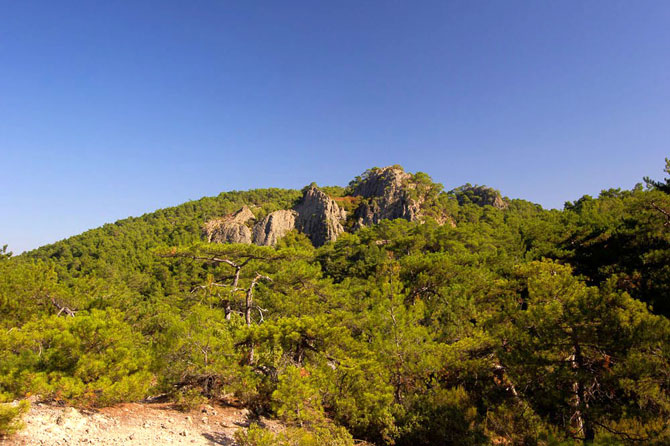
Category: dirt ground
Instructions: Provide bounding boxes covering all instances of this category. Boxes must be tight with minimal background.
[1,400,276,446]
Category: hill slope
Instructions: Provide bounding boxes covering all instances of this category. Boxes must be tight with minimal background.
[3,164,670,445]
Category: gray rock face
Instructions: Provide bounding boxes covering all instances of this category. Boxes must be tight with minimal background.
[203,206,255,244]
[231,206,256,223]
[491,195,508,210]
[204,166,458,247]
[352,166,422,226]
[204,188,346,247]
[294,185,346,247]
[252,209,298,246]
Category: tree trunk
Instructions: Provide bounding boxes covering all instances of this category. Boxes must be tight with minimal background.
[245,284,253,326]
[571,334,594,444]
[226,266,242,321]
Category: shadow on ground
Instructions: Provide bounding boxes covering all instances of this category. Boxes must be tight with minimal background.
[202,432,235,445]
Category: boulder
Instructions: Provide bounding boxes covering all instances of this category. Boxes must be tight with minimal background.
[252,209,298,246]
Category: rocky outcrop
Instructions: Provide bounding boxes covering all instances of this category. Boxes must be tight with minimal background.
[490,195,508,209]
[204,187,346,247]
[204,166,460,247]
[352,166,423,226]
[294,185,346,247]
[203,206,255,244]
[252,210,298,246]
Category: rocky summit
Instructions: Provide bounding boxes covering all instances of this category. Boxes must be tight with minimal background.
[202,166,506,247]
[352,166,423,226]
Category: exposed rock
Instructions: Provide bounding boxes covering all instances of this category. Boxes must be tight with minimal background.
[204,167,457,248]
[203,206,255,244]
[491,195,508,209]
[352,166,423,226]
[252,210,298,246]
[204,187,347,247]
[294,185,346,247]
[231,206,255,223]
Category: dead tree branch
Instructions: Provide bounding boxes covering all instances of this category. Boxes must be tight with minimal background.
[651,201,670,226]
[51,296,76,317]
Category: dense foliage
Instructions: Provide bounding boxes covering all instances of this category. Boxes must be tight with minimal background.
[2,163,670,445]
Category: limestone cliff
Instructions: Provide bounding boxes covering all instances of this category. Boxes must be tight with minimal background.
[203,206,255,244]
[294,185,346,247]
[352,166,423,226]
[252,209,298,246]
[205,187,346,247]
[204,166,464,247]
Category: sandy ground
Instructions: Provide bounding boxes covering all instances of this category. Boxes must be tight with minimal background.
[1,400,275,446]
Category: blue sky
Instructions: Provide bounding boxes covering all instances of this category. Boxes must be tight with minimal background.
[1,1,669,253]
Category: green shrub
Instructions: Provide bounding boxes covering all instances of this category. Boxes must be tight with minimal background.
[0,400,29,437]
[0,309,152,407]
[173,388,208,412]
[235,423,277,446]
[235,423,354,446]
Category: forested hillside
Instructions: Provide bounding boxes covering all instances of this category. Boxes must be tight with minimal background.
[3,163,670,446]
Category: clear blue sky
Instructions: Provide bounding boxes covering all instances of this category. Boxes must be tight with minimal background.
[1,1,669,253]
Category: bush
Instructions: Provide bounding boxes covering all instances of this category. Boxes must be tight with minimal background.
[173,388,208,412]
[0,309,152,407]
[0,401,29,437]
[235,423,277,446]
[235,423,354,446]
